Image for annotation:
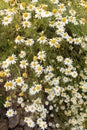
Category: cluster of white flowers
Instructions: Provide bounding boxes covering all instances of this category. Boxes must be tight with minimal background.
[0,0,87,130]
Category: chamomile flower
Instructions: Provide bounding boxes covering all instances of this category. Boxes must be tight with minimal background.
[61,17,68,26]
[56,27,65,35]
[35,64,43,76]
[24,117,35,128]
[6,109,15,118]
[52,8,58,16]
[74,38,82,45]
[20,59,28,69]
[49,38,58,47]
[19,51,26,58]
[25,39,34,46]
[20,2,26,10]
[32,0,38,3]
[69,9,76,16]
[47,72,54,79]
[41,10,52,18]
[26,104,36,113]
[55,21,63,29]
[23,13,31,20]
[68,16,77,23]
[35,8,44,18]
[62,32,69,39]
[37,118,43,125]
[71,71,78,78]
[37,36,47,44]
[59,4,66,12]
[63,77,69,83]
[17,97,24,104]
[37,51,46,61]
[22,21,31,28]
[67,36,73,44]
[79,18,86,25]
[15,35,24,44]
[30,61,39,69]
[29,86,36,95]
[64,58,73,66]
[35,84,42,92]
[44,65,54,73]
[53,86,61,96]
[4,69,11,77]
[52,77,60,86]
[36,104,44,112]
[50,0,59,4]
[65,68,71,75]
[15,77,24,86]
[56,56,63,62]
[40,112,46,119]
[27,4,35,11]
[4,80,16,91]
[39,121,47,130]
[21,84,28,92]
[5,8,17,15]
[2,60,9,69]
[4,101,11,108]
[49,21,55,27]
[2,15,13,26]
[7,54,17,64]
[25,105,30,112]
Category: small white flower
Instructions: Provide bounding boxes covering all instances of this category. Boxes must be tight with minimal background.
[2,60,9,69]
[37,51,46,61]
[64,58,73,66]
[69,9,76,16]
[50,0,59,4]
[7,54,17,64]
[25,39,34,46]
[22,21,31,28]
[21,84,28,92]
[17,97,24,104]
[15,35,24,44]
[19,51,26,58]
[23,13,31,20]
[16,77,24,86]
[6,109,15,118]
[32,0,38,3]
[4,80,16,91]
[20,59,28,69]
[37,36,47,44]
[20,2,26,10]
[24,117,35,128]
[2,15,13,26]
[56,56,63,62]
[71,71,78,78]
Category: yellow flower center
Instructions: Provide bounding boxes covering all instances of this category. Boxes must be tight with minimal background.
[17,35,21,41]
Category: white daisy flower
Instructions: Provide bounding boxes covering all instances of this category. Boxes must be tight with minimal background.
[20,59,28,69]
[19,51,26,58]
[22,21,31,28]
[15,35,24,44]
[6,109,15,118]
[7,54,17,64]
[64,58,73,66]
[15,77,24,86]
[23,13,31,20]
[17,97,24,104]
[25,39,34,46]
[71,71,78,78]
